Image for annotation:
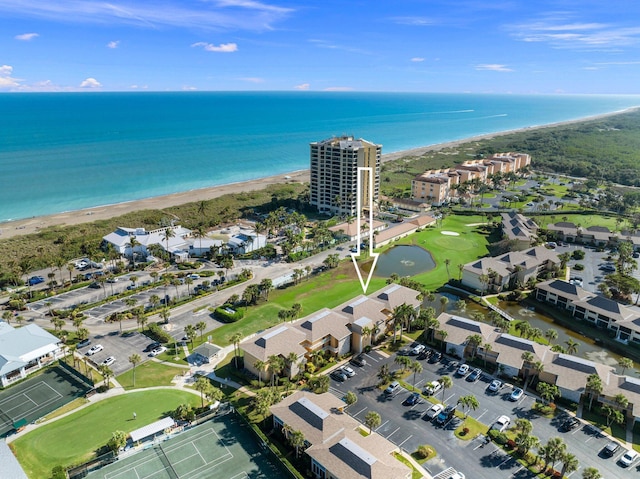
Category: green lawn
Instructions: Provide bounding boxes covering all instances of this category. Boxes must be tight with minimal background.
[532,213,623,231]
[116,360,187,390]
[380,215,493,289]
[11,390,200,479]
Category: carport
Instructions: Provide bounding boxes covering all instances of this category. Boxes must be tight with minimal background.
[130,417,175,444]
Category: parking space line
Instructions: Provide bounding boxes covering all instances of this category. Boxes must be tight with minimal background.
[511,465,524,476]
[497,456,511,468]
[376,420,389,431]
[386,427,400,439]
[397,435,413,448]
[475,409,488,421]
[352,407,368,418]
[445,393,456,404]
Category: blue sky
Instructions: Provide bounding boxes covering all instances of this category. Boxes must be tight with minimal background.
[1,0,640,93]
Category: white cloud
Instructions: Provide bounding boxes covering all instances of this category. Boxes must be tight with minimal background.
[191,41,238,52]
[391,16,436,26]
[294,83,310,90]
[410,57,425,62]
[510,17,640,49]
[476,64,513,72]
[107,40,120,49]
[130,84,149,89]
[15,32,39,41]
[182,85,198,91]
[80,77,102,88]
[0,0,293,31]
[0,65,22,89]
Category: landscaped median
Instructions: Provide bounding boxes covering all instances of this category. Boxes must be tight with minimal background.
[9,390,200,479]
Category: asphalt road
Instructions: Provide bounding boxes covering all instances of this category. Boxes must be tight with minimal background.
[328,348,638,479]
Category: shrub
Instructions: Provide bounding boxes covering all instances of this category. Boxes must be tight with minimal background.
[146,322,173,343]
[416,445,434,459]
[573,263,584,271]
[571,250,585,260]
[214,305,245,323]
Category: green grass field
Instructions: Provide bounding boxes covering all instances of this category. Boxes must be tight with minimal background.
[116,361,187,390]
[532,212,623,231]
[10,390,200,479]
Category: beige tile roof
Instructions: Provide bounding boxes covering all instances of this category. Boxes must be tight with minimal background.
[535,279,594,302]
[270,391,347,446]
[306,428,411,479]
[542,353,616,393]
[610,376,640,417]
[492,333,548,369]
[240,324,307,362]
[272,392,411,479]
[329,220,386,238]
[372,284,422,310]
[337,295,388,324]
[437,313,496,345]
[295,308,352,343]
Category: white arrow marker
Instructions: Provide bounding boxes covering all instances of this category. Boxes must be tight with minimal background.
[351,167,379,294]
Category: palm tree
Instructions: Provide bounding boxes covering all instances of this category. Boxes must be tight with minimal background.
[465,334,483,359]
[364,411,381,434]
[602,405,624,428]
[254,360,266,385]
[440,375,452,403]
[586,373,603,410]
[184,324,197,347]
[559,451,579,478]
[194,376,212,408]
[614,393,629,412]
[289,430,306,458]
[410,360,423,391]
[544,328,558,345]
[267,354,285,387]
[565,339,579,355]
[457,394,479,422]
[439,295,449,314]
[128,353,141,387]
[444,258,451,281]
[98,365,114,390]
[618,357,634,375]
[521,351,534,390]
[161,226,175,264]
[536,381,560,405]
[196,321,207,340]
[125,236,140,269]
[481,343,492,366]
[581,467,602,479]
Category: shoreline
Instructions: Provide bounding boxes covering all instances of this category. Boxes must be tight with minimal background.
[1,107,637,240]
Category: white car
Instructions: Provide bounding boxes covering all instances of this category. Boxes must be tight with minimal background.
[456,364,469,376]
[619,449,638,467]
[410,344,426,356]
[448,473,465,479]
[150,346,167,357]
[509,388,524,402]
[101,356,116,367]
[491,415,511,432]
[423,403,444,420]
[423,380,442,396]
[86,344,104,356]
[340,365,356,378]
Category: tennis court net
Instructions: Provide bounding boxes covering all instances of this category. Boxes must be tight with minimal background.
[155,444,179,479]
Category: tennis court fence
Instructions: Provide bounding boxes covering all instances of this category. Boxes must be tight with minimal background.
[58,358,95,388]
[67,451,116,479]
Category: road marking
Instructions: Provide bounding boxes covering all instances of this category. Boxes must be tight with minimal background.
[352,407,368,418]
[415,379,426,388]
[376,420,389,431]
[475,409,488,421]
[398,435,413,448]
[445,393,456,403]
[386,426,400,439]
[511,465,524,476]
[497,456,511,468]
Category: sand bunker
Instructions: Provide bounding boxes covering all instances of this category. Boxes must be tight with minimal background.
[441,231,460,236]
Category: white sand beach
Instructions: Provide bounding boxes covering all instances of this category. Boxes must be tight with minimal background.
[0,107,636,240]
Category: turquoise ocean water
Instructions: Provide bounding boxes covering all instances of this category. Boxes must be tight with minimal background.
[1,92,639,222]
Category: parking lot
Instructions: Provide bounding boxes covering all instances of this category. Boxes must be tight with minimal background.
[328,348,638,479]
[77,331,153,375]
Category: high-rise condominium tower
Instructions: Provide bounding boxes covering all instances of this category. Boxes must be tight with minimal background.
[309,136,381,216]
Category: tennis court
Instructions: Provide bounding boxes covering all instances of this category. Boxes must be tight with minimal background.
[0,366,92,437]
[87,412,292,479]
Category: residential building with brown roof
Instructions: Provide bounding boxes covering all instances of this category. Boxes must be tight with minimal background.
[271,391,411,479]
[434,313,497,358]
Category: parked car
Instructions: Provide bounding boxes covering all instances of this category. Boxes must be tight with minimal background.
[77,338,91,349]
[384,381,401,397]
[428,352,442,363]
[509,388,524,401]
[423,380,442,396]
[188,273,200,279]
[101,356,116,367]
[88,282,102,289]
[466,368,482,382]
[28,276,45,286]
[350,355,367,367]
[487,379,502,393]
[410,344,426,356]
[150,346,166,357]
[434,405,456,426]
[447,473,465,479]
[417,349,432,360]
[602,441,620,457]
[106,277,119,283]
[423,403,444,421]
[403,392,421,406]
[86,344,104,356]
[456,364,470,377]
[330,370,348,382]
[619,449,638,467]
[340,365,355,378]
[144,342,161,352]
[491,415,511,432]
[559,417,580,432]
